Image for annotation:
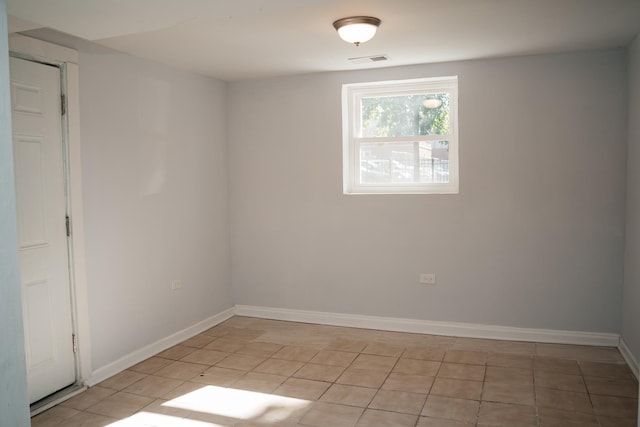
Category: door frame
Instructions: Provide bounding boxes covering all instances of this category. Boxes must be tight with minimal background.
[9,34,91,409]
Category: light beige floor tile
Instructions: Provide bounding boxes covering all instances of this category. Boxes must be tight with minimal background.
[299,402,364,427]
[452,338,534,355]
[476,340,535,356]
[274,377,331,400]
[98,370,147,391]
[223,327,266,341]
[437,363,485,381]
[180,348,229,365]
[236,341,283,357]
[235,419,301,426]
[257,331,329,348]
[484,366,533,384]
[219,316,256,328]
[584,376,639,397]
[272,345,319,362]
[61,386,116,411]
[31,405,80,427]
[201,324,235,337]
[590,394,639,419]
[482,382,535,406]
[203,337,246,353]
[393,359,441,376]
[294,363,345,382]
[534,370,586,393]
[153,360,208,380]
[320,383,377,407]
[452,338,501,351]
[190,366,245,386]
[415,335,456,347]
[535,387,593,413]
[537,407,598,426]
[180,333,217,348]
[403,347,446,361]
[34,317,640,427]
[598,416,639,427]
[381,373,433,394]
[122,375,183,398]
[325,338,368,353]
[486,353,532,369]
[215,353,266,371]
[336,367,388,388]
[536,344,624,363]
[156,345,198,361]
[230,400,310,427]
[356,409,418,426]
[361,342,404,357]
[84,391,154,418]
[369,389,427,415]
[181,410,240,426]
[160,381,207,399]
[444,350,487,365]
[140,398,192,418]
[431,377,482,400]
[477,401,537,426]
[129,357,174,375]
[231,372,287,393]
[538,417,598,426]
[350,354,397,372]
[309,350,358,367]
[533,356,581,375]
[254,358,304,376]
[421,395,479,423]
[579,361,635,380]
[417,416,474,426]
[62,411,118,427]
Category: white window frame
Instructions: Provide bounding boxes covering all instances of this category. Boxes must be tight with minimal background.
[342,76,459,195]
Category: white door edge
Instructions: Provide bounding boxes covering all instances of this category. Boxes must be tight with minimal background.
[9,34,92,394]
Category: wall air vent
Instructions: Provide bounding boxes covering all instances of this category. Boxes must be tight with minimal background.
[348,54,389,64]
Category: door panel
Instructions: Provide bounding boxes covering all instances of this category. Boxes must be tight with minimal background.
[10,56,76,404]
[14,136,48,248]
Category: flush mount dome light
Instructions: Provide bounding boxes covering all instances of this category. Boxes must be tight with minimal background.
[333,16,381,46]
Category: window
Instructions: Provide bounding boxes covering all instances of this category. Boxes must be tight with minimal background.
[342,76,459,194]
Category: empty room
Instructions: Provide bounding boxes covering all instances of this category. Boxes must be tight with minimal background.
[1,0,640,426]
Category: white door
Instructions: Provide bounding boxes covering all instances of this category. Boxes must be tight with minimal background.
[10,56,76,404]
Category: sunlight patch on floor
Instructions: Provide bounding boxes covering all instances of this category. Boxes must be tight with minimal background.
[107,385,312,426]
[108,411,220,426]
[165,385,311,423]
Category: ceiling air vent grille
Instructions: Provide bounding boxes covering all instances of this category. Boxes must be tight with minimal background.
[348,54,389,64]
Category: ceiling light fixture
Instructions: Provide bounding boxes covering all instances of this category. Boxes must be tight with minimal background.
[333,16,381,46]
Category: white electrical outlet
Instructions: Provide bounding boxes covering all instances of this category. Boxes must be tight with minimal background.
[420,273,436,284]
[171,280,183,290]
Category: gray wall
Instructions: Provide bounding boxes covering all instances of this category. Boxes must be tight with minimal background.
[623,34,640,364]
[0,0,30,424]
[79,52,233,370]
[228,50,627,334]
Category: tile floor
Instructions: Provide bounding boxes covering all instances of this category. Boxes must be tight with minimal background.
[32,316,639,426]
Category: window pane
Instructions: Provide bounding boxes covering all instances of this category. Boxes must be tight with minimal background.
[359,141,450,184]
[361,93,450,137]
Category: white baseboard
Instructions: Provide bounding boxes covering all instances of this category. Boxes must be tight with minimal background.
[618,338,639,380]
[234,305,620,347]
[84,304,625,388]
[85,307,235,386]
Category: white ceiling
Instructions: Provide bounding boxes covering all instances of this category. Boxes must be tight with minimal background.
[7,0,640,82]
